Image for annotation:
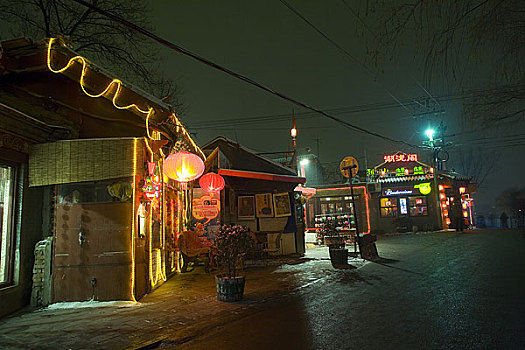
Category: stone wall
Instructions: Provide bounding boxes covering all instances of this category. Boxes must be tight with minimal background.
[31,237,52,307]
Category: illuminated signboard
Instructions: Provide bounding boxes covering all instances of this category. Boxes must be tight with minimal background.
[383,187,415,196]
[382,182,432,196]
[399,198,408,215]
[383,153,418,163]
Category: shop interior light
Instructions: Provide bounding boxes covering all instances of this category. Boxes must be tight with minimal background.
[440,193,446,200]
[446,218,451,225]
[459,187,466,194]
[463,211,469,218]
[438,185,444,191]
[300,159,309,166]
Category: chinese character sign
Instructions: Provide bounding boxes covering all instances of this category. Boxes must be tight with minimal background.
[384,153,418,163]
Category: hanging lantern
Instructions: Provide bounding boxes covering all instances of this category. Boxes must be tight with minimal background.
[163,151,205,185]
[199,172,225,193]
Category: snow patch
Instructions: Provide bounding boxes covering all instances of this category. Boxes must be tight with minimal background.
[47,300,138,310]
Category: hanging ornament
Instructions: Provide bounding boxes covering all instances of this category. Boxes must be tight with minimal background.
[163,151,205,188]
[199,172,225,193]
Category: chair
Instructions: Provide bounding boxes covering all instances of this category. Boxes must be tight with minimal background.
[262,232,282,265]
[177,230,211,272]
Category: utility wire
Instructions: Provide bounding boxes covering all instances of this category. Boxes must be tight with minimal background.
[71,0,421,148]
[279,0,410,112]
[339,0,443,110]
[190,83,523,129]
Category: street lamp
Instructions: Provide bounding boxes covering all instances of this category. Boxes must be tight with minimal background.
[425,128,435,142]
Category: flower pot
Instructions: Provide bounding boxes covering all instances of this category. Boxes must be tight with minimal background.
[215,275,246,302]
[329,248,348,266]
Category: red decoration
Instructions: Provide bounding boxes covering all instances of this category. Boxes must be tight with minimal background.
[163,151,205,183]
[199,172,225,193]
[147,161,156,176]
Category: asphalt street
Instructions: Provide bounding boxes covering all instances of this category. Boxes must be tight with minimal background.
[0,229,523,350]
[182,229,525,349]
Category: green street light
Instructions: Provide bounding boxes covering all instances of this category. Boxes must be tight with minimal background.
[425,128,435,141]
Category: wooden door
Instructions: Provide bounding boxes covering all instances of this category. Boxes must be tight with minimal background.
[53,202,135,302]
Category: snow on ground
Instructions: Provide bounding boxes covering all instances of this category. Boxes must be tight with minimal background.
[46,300,138,309]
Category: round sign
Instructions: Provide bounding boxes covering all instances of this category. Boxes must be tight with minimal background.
[340,156,359,178]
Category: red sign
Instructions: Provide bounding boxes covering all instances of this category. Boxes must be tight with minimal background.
[384,153,418,163]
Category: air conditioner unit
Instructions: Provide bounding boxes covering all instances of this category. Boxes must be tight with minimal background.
[367,183,381,193]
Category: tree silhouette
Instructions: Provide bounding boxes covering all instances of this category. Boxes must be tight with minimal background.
[0,0,183,112]
[354,0,525,125]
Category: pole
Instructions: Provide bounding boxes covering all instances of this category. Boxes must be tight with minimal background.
[432,149,443,230]
[349,179,360,254]
[343,165,360,254]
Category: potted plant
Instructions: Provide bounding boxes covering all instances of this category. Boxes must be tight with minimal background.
[213,224,253,302]
[321,220,347,266]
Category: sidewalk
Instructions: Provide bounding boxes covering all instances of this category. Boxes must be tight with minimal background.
[0,248,367,350]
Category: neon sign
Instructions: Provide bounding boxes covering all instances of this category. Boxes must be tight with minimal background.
[414,182,432,195]
[383,153,418,163]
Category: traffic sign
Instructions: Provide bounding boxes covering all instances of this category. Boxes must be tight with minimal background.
[340,156,359,178]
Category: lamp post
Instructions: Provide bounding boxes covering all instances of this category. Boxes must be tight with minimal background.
[291,111,298,174]
[425,127,443,230]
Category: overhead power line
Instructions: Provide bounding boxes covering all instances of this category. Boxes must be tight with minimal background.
[71,0,422,148]
[279,0,410,112]
[190,84,523,129]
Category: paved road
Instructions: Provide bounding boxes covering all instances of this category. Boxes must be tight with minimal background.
[182,229,525,349]
[1,229,523,349]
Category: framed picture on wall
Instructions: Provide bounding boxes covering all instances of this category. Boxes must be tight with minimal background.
[237,195,255,219]
[255,193,274,218]
[273,192,292,218]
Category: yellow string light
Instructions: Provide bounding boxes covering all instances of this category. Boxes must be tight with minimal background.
[46,37,205,158]
[130,138,138,302]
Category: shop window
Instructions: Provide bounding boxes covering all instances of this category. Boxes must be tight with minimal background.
[0,165,16,285]
[380,197,398,217]
[409,196,428,216]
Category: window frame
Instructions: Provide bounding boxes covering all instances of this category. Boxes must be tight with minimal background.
[380,197,398,218]
[408,195,428,217]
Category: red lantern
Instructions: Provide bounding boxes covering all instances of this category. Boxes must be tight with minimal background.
[199,172,225,193]
[163,151,205,184]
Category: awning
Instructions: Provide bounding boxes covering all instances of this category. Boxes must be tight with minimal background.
[218,168,305,184]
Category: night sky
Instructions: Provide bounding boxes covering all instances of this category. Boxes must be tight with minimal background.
[149,1,524,215]
[2,1,524,215]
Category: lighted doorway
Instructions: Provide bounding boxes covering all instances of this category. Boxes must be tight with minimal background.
[0,165,16,284]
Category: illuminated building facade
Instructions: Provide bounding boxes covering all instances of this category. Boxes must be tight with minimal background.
[0,37,202,317]
[367,151,476,234]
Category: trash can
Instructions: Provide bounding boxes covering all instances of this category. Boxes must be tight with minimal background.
[359,234,378,260]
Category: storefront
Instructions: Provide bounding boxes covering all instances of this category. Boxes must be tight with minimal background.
[0,37,205,311]
[367,151,476,233]
[29,137,203,302]
[200,137,306,255]
[305,185,371,244]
